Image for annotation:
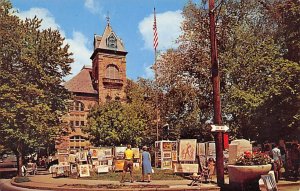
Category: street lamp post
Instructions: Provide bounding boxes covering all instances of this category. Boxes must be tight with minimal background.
[209,0,224,186]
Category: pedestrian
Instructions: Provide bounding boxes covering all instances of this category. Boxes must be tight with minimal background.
[141,146,152,183]
[120,144,134,183]
[271,143,282,182]
[278,139,287,179]
[87,147,92,164]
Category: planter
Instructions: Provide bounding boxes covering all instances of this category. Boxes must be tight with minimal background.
[228,164,271,191]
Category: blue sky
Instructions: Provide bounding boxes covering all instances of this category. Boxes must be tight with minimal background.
[11,0,194,81]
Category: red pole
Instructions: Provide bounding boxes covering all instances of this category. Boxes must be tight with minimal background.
[209,0,224,186]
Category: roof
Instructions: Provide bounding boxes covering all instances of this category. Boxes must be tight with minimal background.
[64,66,98,94]
[93,24,126,52]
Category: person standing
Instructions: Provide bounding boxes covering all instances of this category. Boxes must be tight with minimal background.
[141,146,152,183]
[271,143,282,182]
[120,144,134,183]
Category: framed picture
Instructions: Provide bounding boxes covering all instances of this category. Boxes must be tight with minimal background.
[163,152,171,159]
[162,142,172,151]
[68,154,76,163]
[171,142,177,151]
[179,139,197,161]
[114,147,126,159]
[171,152,177,161]
[162,160,172,169]
[104,148,112,157]
[78,151,87,161]
[155,141,161,152]
[174,163,199,173]
[58,154,68,163]
[114,159,124,171]
[79,164,90,177]
[90,148,99,158]
[197,143,206,156]
[132,148,140,159]
[92,160,99,166]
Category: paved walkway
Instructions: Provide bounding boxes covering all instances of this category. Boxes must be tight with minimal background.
[1,172,299,191]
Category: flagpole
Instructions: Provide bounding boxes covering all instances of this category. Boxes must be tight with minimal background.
[153,7,159,141]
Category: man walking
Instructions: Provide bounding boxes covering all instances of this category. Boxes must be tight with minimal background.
[271,143,282,182]
[120,144,134,183]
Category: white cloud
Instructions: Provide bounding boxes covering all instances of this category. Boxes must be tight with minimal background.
[15,7,92,80]
[84,0,102,15]
[65,32,92,77]
[16,7,65,36]
[139,10,183,51]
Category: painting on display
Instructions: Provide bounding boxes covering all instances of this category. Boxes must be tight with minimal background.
[171,142,177,151]
[174,164,199,173]
[90,148,99,158]
[163,152,171,159]
[58,154,68,163]
[171,152,177,161]
[92,160,99,166]
[162,160,172,169]
[179,139,197,161]
[114,147,126,159]
[132,148,140,158]
[208,142,216,156]
[104,148,112,157]
[114,159,124,171]
[68,154,76,163]
[79,164,90,177]
[197,143,206,156]
[78,151,87,161]
[162,142,172,151]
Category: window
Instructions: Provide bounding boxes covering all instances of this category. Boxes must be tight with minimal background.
[105,64,119,79]
[106,33,117,49]
[69,135,86,149]
[80,121,85,126]
[69,101,84,111]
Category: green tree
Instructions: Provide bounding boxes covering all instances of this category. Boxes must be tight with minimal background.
[155,0,300,142]
[85,100,147,146]
[0,1,72,175]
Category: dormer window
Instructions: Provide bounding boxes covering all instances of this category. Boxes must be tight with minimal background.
[107,33,117,49]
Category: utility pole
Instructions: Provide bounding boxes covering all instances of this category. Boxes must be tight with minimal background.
[209,0,224,186]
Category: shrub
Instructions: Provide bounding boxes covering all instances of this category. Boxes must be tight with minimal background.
[235,151,271,166]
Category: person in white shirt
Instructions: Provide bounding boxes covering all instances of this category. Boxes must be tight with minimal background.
[271,143,282,182]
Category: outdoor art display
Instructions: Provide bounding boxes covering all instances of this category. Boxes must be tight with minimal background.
[179,139,197,161]
[79,164,90,177]
[114,159,125,171]
[208,142,216,156]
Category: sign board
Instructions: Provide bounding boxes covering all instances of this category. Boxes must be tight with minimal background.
[211,125,229,132]
[174,163,199,173]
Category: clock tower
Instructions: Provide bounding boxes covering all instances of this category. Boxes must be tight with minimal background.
[90,21,127,102]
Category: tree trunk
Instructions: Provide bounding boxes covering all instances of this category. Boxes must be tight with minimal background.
[16,144,24,177]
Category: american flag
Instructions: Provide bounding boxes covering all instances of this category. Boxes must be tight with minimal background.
[153,8,158,51]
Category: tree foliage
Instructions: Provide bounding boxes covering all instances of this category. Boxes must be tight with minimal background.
[0,0,72,174]
[154,0,300,142]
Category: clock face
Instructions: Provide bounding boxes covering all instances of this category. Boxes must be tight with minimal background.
[107,35,117,49]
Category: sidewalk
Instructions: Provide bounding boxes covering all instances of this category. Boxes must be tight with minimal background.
[3,173,299,191]
[10,174,221,191]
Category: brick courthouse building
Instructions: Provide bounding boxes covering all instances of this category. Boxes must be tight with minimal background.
[56,22,127,150]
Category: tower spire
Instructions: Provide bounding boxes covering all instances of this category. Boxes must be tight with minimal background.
[106,11,110,26]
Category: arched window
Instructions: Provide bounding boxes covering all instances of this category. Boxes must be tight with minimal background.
[105,64,120,79]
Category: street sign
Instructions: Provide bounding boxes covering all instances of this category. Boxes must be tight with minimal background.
[211,125,229,132]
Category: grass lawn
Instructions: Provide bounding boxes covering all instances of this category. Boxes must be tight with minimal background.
[77,168,185,181]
